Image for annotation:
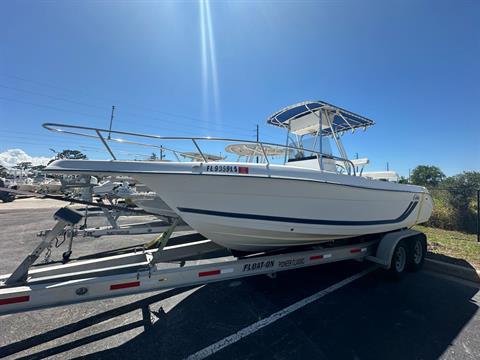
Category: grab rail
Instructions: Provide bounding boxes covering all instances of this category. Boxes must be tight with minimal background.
[42,123,356,176]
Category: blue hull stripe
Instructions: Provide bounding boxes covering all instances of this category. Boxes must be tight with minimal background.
[177,201,418,226]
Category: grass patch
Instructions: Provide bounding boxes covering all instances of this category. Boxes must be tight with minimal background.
[414,225,480,270]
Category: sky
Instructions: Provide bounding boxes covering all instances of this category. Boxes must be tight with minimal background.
[0,0,479,176]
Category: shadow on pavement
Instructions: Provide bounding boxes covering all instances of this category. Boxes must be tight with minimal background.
[428,251,479,275]
[0,286,197,359]
[0,260,478,360]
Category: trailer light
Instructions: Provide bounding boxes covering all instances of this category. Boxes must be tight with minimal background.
[110,281,140,290]
[198,268,234,277]
[310,254,331,260]
[199,269,221,277]
[0,295,30,306]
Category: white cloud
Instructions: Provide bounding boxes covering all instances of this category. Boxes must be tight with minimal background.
[0,149,53,168]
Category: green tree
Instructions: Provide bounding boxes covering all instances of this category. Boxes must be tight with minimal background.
[149,152,158,161]
[31,165,46,172]
[57,150,87,160]
[14,162,33,171]
[0,164,8,177]
[442,172,480,232]
[48,149,87,164]
[410,165,445,187]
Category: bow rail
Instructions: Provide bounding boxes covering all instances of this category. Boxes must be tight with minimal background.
[42,123,356,175]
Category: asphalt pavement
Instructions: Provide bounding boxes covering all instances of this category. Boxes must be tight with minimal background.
[0,201,479,359]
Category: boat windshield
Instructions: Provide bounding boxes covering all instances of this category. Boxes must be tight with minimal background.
[288,135,332,161]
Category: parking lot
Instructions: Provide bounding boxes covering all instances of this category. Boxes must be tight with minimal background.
[0,201,479,359]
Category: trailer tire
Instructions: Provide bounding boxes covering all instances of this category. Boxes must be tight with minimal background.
[388,240,409,279]
[407,234,426,272]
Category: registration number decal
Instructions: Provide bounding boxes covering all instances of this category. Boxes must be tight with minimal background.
[205,165,249,174]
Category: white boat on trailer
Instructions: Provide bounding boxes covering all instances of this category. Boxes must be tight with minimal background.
[44,100,433,252]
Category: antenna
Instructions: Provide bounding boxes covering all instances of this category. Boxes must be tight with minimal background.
[108,106,115,140]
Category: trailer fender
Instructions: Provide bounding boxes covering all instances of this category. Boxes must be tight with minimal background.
[369,229,425,269]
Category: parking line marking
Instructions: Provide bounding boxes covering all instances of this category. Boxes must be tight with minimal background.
[185,266,376,360]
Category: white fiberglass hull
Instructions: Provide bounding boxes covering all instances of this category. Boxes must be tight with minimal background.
[137,174,432,251]
[128,195,178,217]
[46,160,433,251]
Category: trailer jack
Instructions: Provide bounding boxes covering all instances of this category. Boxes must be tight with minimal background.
[2,208,82,286]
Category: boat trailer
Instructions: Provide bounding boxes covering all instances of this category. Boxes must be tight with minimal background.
[0,186,191,242]
[0,207,427,316]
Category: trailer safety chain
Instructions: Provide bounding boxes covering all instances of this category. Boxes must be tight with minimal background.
[55,233,67,248]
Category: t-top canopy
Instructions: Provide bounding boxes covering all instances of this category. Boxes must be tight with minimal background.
[267,100,375,136]
[180,152,225,161]
[225,143,285,157]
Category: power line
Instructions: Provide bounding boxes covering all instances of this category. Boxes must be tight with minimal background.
[0,96,108,121]
[0,96,206,136]
[0,85,256,137]
[0,135,100,149]
[0,84,107,111]
[0,74,259,133]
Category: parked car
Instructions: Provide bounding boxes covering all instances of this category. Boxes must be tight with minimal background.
[0,178,16,203]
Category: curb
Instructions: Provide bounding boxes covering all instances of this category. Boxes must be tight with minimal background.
[424,258,480,283]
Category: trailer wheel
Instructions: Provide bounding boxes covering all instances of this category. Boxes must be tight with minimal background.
[388,240,409,278]
[408,235,426,272]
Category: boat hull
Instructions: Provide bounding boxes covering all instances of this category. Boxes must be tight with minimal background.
[129,195,178,217]
[133,172,432,251]
[45,160,433,251]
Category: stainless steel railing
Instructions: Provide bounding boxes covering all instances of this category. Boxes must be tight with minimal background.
[42,123,357,175]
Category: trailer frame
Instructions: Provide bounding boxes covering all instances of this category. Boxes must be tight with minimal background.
[0,208,426,316]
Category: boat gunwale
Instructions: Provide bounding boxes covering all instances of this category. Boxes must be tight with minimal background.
[44,166,427,194]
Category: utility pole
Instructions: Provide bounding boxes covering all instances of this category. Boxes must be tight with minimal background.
[386,162,389,171]
[256,124,259,163]
[160,146,163,161]
[108,106,115,140]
